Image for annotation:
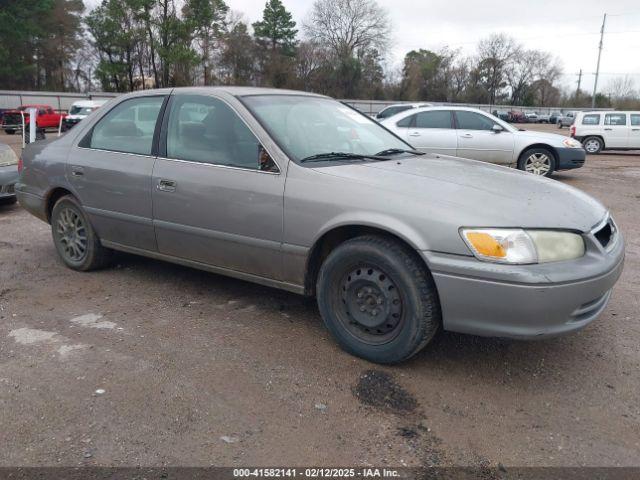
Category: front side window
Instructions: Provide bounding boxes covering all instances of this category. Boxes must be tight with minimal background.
[630,114,640,126]
[415,111,452,129]
[582,114,600,125]
[605,113,627,126]
[242,95,411,162]
[396,115,414,128]
[166,95,278,172]
[88,96,164,155]
[455,111,498,131]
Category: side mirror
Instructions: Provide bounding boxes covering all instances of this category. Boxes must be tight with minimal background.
[492,124,504,133]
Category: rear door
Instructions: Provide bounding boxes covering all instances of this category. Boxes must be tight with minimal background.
[603,113,629,148]
[453,110,514,164]
[68,95,166,251]
[630,114,640,148]
[402,110,457,155]
[152,93,286,280]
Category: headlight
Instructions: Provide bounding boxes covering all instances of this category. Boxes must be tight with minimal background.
[0,149,18,167]
[562,138,583,149]
[461,228,585,264]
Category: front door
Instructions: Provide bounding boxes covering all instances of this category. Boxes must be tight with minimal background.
[68,95,166,251]
[603,113,629,148]
[454,110,514,165]
[403,110,457,156]
[152,93,286,280]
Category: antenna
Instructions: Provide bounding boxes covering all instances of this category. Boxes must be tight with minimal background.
[592,13,607,108]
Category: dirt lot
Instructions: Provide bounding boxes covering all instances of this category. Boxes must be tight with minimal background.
[1,125,639,468]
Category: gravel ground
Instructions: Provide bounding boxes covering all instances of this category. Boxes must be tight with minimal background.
[0,125,639,467]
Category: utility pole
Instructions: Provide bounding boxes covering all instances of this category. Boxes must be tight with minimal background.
[576,69,583,97]
[592,13,607,108]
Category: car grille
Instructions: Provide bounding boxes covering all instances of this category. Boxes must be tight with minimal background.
[593,217,617,250]
[1,183,15,194]
[2,113,23,125]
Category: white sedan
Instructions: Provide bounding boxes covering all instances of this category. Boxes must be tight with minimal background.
[380,106,586,176]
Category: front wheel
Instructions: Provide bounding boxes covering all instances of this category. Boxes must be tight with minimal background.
[51,195,113,271]
[518,147,555,177]
[4,129,16,135]
[316,235,441,364]
[583,136,603,154]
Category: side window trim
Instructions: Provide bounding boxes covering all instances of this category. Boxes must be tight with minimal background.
[77,95,167,156]
[158,93,281,174]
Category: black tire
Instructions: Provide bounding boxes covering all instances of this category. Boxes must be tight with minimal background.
[316,235,441,364]
[517,147,556,177]
[582,136,603,154]
[0,196,18,206]
[557,122,563,129]
[5,129,16,135]
[51,195,113,271]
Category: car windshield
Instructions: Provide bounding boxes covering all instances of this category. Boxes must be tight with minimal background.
[69,106,94,115]
[242,95,410,163]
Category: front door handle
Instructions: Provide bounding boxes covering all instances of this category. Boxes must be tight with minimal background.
[460,133,473,138]
[408,131,421,137]
[604,128,613,131]
[157,179,176,192]
[632,128,640,131]
[70,166,84,177]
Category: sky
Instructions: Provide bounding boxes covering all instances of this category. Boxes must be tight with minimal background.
[85,0,640,94]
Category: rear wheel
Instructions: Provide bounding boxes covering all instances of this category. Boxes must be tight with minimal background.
[518,147,555,177]
[5,129,16,135]
[583,136,603,154]
[316,235,441,364]
[51,195,113,271]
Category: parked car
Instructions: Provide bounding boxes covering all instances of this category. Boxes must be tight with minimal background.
[507,110,527,123]
[16,87,624,364]
[571,111,640,154]
[492,110,510,121]
[536,112,552,124]
[549,111,563,124]
[557,111,576,128]
[62,99,108,131]
[381,106,586,176]
[524,111,539,123]
[0,142,19,205]
[375,103,432,120]
[1,104,67,134]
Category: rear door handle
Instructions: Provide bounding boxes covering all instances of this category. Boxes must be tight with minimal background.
[408,131,421,137]
[70,166,84,177]
[460,133,473,138]
[157,179,176,192]
[632,128,640,131]
[604,128,613,131]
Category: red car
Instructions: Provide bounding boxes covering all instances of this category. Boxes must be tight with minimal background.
[1,104,67,135]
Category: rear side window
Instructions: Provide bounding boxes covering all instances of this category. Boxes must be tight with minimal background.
[378,105,412,119]
[455,111,497,131]
[631,114,640,126]
[165,94,278,172]
[87,96,164,155]
[396,115,414,128]
[582,114,600,125]
[415,111,452,129]
[604,113,627,126]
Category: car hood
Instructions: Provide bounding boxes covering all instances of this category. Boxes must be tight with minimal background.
[311,154,606,232]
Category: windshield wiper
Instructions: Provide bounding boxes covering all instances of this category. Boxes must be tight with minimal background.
[375,148,425,156]
[300,152,388,163]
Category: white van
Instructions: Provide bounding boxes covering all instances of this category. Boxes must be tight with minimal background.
[571,111,640,153]
[63,99,109,130]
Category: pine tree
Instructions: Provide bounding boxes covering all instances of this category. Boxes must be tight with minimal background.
[252,0,297,55]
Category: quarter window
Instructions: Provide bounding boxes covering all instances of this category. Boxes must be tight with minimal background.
[378,105,412,119]
[166,95,278,172]
[87,96,164,155]
[455,111,497,131]
[396,115,414,128]
[631,114,640,126]
[582,114,600,125]
[604,113,627,126]
[415,111,452,129]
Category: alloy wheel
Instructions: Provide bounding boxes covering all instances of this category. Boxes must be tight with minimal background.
[55,207,88,262]
[584,139,601,153]
[524,153,551,176]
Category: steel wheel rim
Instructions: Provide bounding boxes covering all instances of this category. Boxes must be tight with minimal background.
[337,264,404,345]
[584,139,600,153]
[524,153,551,176]
[55,207,88,262]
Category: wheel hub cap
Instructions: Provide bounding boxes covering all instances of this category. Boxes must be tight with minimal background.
[525,153,551,176]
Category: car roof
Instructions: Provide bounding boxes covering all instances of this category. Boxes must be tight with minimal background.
[131,86,328,98]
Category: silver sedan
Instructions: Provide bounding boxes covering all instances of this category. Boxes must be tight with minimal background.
[16,88,624,363]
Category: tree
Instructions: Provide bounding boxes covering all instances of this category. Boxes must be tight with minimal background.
[182,0,228,85]
[219,15,256,85]
[475,33,518,105]
[252,0,297,54]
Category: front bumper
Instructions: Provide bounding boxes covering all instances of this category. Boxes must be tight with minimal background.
[0,165,19,199]
[555,147,586,170]
[422,224,625,339]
